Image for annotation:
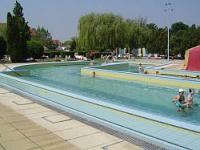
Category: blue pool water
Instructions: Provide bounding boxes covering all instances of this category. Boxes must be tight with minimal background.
[15,64,200,125]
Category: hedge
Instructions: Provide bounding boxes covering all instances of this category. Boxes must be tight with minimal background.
[44,50,75,58]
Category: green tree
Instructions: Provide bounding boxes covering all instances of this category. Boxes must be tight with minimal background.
[76,13,200,57]
[64,37,77,51]
[31,26,52,49]
[27,40,44,59]
[7,1,30,62]
[77,13,127,52]
[146,27,167,55]
[171,22,200,57]
[171,22,189,34]
[0,36,7,59]
[70,37,77,51]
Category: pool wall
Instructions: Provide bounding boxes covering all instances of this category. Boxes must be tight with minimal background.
[81,64,200,89]
[13,61,89,70]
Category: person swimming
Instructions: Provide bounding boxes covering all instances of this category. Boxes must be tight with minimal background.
[184,88,194,108]
[172,89,186,112]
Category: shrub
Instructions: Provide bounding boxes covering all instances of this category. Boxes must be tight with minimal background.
[44,50,75,58]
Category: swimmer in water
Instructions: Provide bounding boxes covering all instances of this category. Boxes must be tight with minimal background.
[172,89,186,112]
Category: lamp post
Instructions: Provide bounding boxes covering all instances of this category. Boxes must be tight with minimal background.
[164,2,173,61]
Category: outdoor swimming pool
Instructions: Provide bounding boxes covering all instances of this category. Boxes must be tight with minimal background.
[1,62,200,149]
[14,64,200,126]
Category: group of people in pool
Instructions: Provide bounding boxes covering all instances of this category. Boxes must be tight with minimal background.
[137,64,197,112]
[172,88,196,112]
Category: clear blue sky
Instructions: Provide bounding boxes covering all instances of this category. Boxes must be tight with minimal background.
[0,0,199,42]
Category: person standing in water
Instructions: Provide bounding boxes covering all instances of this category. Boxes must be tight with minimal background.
[138,63,144,72]
[172,89,186,112]
[184,88,194,108]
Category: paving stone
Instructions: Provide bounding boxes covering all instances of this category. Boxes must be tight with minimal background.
[42,141,80,150]
[12,120,41,130]
[87,147,103,150]
[1,138,37,150]
[25,110,59,119]
[2,115,27,123]
[43,114,71,123]
[12,100,34,105]
[106,141,143,150]
[0,144,5,150]
[34,118,84,132]
[0,130,25,142]
[0,123,16,133]
[69,132,120,149]
[55,125,100,140]
[19,107,51,115]
[28,148,43,150]
[19,127,51,137]
[11,103,40,111]
[0,88,9,94]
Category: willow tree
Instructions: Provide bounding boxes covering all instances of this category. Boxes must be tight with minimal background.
[7,1,30,62]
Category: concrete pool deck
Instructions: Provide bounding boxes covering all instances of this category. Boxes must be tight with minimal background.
[0,87,144,150]
[0,64,144,149]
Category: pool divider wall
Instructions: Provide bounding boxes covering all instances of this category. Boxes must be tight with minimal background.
[13,61,89,70]
[81,66,200,89]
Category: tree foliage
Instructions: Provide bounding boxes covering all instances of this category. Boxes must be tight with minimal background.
[171,22,200,57]
[77,13,127,51]
[70,37,77,51]
[31,26,52,49]
[77,13,200,57]
[27,40,44,59]
[64,37,77,51]
[0,36,7,59]
[146,26,167,55]
[7,1,30,62]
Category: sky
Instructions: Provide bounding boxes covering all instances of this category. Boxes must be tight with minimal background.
[0,0,199,42]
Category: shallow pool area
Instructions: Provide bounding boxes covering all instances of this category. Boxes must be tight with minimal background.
[1,62,200,149]
[94,62,151,73]
[95,63,140,73]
